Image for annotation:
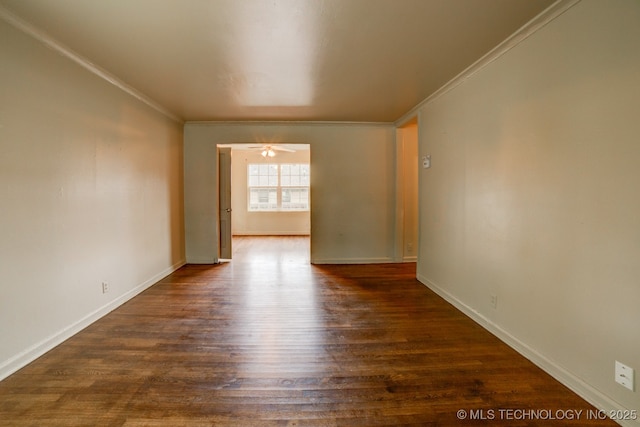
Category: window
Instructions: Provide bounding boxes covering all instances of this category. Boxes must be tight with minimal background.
[248,163,309,211]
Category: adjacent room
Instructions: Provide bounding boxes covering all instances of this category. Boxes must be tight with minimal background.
[1,0,638,425]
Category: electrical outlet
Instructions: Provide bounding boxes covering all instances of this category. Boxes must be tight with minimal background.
[490,295,498,309]
[615,361,635,391]
[101,282,109,294]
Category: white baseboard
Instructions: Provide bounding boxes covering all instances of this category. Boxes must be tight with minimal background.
[185,256,218,264]
[417,273,636,427]
[232,232,310,236]
[0,259,186,381]
[311,256,395,265]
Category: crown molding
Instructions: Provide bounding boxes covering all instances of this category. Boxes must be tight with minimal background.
[395,0,582,126]
[185,120,395,126]
[0,5,183,124]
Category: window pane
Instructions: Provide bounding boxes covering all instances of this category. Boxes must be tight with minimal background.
[249,164,277,187]
[281,188,309,211]
[301,165,310,185]
[281,163,310,188]
[249,188,278,211]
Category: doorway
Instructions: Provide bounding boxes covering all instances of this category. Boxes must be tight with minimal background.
[217,143,311,262]
[231,235,310,265]
[395,118,419,262]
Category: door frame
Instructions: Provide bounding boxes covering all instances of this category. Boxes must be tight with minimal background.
[216,142,311,261]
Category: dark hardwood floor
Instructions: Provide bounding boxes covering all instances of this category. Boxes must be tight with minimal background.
[0,236,615,426]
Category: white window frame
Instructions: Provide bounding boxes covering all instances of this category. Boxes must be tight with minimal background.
[247,163,309,212]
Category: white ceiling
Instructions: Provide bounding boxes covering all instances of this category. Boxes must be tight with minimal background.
[0,0,555,123]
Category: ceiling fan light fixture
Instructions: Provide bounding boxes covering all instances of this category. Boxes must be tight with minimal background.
[261,148,276,158]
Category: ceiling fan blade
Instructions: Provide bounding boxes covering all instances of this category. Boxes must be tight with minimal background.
[271,145,296,153]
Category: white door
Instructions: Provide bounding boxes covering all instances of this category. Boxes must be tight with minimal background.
[218,147,232,259]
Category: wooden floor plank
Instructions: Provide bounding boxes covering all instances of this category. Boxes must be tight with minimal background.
[0,236,615,426]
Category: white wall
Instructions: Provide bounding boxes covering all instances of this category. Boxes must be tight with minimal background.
[230,147,310,235]
[416,0,640,418]
[0,19,185,379]
[184,122,396,264]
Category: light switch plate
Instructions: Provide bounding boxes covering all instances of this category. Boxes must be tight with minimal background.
[422,155,431,169]
[615,361,634,391]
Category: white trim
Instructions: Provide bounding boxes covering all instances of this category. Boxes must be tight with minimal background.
[311,257,395,265]
[233,232,310,236]
[186,257,219,264]
[0,259,186,381]
[185,120,394,127]
[394,0,582,125]
[417,273,636,427]
[0,5,182,124]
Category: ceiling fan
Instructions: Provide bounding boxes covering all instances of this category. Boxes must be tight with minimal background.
[248,144,296,158]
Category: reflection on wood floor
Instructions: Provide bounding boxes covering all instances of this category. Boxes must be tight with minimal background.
[0,236,613,426]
